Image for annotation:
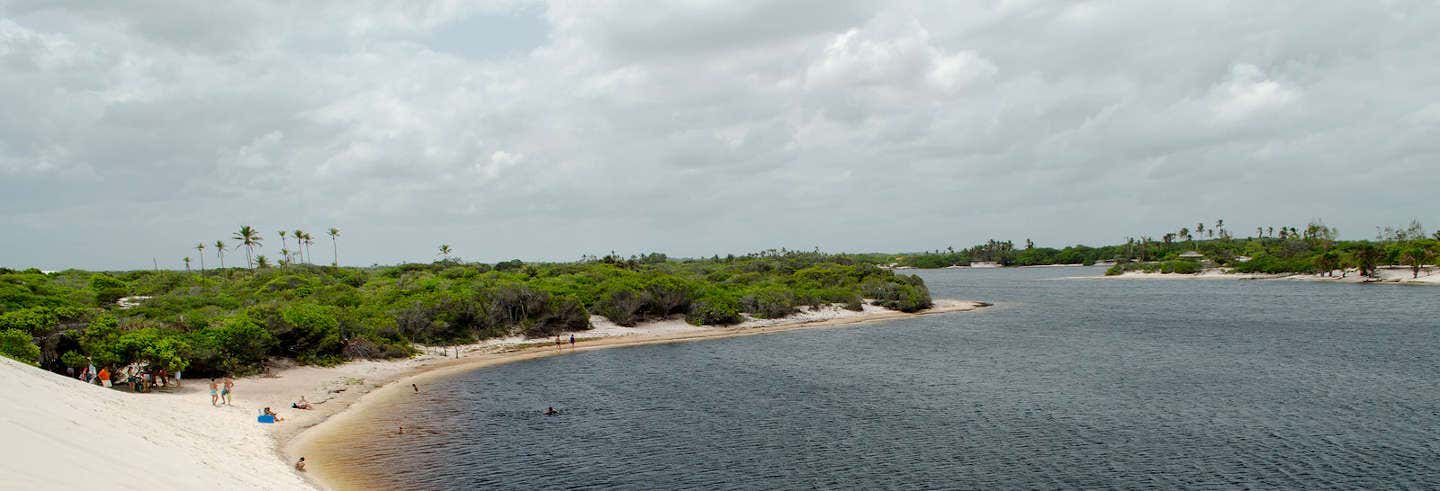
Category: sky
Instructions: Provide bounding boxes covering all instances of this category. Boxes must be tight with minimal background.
[2,1,1438,270]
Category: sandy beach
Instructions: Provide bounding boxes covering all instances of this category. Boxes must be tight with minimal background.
[0,299,986,491]
[1072,266,1440,285]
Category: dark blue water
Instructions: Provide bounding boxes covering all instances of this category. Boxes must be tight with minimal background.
[321,268,1440,489]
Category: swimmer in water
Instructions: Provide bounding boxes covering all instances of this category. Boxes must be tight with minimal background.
[543,406,559,416]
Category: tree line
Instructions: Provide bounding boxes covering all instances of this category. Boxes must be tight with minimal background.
[0,250,932,377]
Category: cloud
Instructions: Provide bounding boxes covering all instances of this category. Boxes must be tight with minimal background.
[1,0,1438,269]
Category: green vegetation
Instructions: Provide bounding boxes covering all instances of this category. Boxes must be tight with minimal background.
[0,249,931,377]
[893,219,1440,279]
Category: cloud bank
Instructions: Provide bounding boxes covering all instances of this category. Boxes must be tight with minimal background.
[2,1,1437,269]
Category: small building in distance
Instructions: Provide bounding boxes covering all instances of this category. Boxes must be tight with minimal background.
[1178,251,1205,260]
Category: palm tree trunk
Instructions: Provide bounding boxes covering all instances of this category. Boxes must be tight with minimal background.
[331,238,338,267]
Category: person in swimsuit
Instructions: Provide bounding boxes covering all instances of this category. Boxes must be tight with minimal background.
[569,334,575,347]
[222,377,234,405]
[264,407,284,422]
[412,383,419,393]
[209,379,220,406]
[295,457,306,472]
[543,406,559,416]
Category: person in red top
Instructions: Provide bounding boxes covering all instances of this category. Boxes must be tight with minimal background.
[97,367,112,388]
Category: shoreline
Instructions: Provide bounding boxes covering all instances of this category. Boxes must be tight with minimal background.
[1065,266,1440,285]
[278,299,989,489]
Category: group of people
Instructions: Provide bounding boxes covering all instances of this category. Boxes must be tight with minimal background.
[208,377,234,406]
[74,364,111,388]
[70,360,180,393]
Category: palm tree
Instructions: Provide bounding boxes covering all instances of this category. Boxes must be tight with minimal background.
[1267,226,1274,237]
[183,257,191,273]
[1179,227,1191,243]
[1195,223,1205,241]
[233,226,263,268]
[1255,227,1263,238]
[214,240,228,269]
[303,232,315,264]
[292,229,306,264]
[278,231,289,263]
[256,255,271,269]
[280,249,292,267]
[327,227,340,267]
[438,244,453,260]
[195,243,206,275]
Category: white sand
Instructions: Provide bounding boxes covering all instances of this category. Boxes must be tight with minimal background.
[1083,265,1440,284]
[0,356,310,490]
[1,299,987,490]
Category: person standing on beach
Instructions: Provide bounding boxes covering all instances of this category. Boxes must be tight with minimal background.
[569,334,575,348]
[209,379,220,406]
[222,377,234,405]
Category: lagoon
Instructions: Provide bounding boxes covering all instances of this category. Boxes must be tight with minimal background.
[312,267,1440,489]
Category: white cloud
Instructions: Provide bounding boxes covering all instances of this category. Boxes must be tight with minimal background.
[1210,63,1298,122]
[1,0,1438,269]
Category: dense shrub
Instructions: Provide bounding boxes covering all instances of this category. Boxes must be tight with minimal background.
[0,250,938,374]
[742,287,797,319]
[687,294,743,325]
[0,329,40,366]
[862,276,933,312]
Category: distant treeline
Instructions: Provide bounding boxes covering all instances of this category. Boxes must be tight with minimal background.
[888,220,1440,279]
[0,251,931,377]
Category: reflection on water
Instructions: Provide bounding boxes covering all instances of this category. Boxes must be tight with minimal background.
[308,267,1440,489]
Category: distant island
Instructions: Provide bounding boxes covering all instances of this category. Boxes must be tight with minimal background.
[878,219,1439,282]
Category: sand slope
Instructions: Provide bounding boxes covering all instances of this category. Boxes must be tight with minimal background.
[0,357,308,490]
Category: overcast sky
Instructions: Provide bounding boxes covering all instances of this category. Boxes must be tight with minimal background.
[3,1,1438,270]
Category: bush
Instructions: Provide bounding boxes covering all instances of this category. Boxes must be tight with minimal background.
[187,315,277,375]
[742,287,796,319]
[687,294,743,325]
[1159,260,1201,274]
[0,307,58,335]
[1105,264,1125,276]
[862,278,933,313]
[0,329,40,366]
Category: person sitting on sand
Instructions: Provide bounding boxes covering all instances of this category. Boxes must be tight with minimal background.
[543,406,559,416]
[292,396,312,410]
[264,407,285,422]
[295,457,306,472]
[412,383,419,393]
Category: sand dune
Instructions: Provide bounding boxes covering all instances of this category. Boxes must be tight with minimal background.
[0,357,310,490]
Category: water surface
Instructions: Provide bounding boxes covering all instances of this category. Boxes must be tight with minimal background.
[313,267,1440,489]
